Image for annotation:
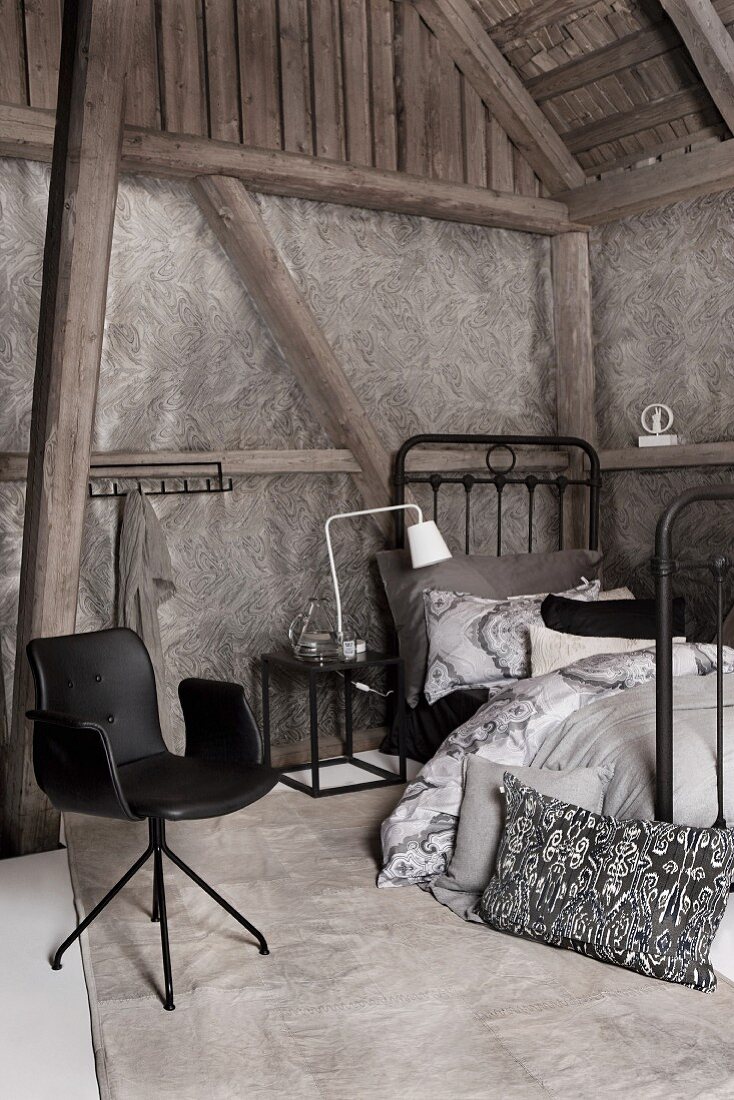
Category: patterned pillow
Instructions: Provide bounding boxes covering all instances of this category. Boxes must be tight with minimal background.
[478,773,734,993]
[423,580,599,704]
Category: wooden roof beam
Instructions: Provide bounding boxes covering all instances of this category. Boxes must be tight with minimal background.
[0,103,580,235]
[411,0,586,192]
[558,136,734,223]
[660,0,734,134]
[561,85,713,154]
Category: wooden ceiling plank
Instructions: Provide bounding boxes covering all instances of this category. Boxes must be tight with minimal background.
[2,0,135,857]
[191,175,394,513]
[660,0,734,133]
[125,0,160,129]
[24,0,62,108]
[341,0,373,166]
[157,0,207,135]
[489,0,599,50]
[369,0,399,170]
[310,0,346,161]
[203,0,241,142]
[562,84,713,152]
[558,135,734,222]
[413,0,586,191]
[279,0,314,155]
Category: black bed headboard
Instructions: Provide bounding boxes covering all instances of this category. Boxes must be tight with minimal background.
[393,434,601,555]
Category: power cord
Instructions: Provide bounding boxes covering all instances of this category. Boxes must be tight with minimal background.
[335,671,393,698]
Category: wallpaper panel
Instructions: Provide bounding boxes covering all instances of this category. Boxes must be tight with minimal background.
[591,190,734,638]
[0,158,555,747]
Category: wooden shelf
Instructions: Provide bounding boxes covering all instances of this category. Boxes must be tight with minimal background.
[600,442,734,472]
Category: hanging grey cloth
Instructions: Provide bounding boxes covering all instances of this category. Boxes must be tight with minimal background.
[117,487,177,750]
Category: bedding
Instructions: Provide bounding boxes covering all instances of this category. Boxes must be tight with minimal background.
[478,773,734,994]
[542,593,686,639]
[378,643,734,890]
[377,547,603,709]
[528,622,685,677]
[379,687,489,762]
[422,579,600,704]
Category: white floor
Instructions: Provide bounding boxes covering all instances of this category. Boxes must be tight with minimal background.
[3,748,734,1100]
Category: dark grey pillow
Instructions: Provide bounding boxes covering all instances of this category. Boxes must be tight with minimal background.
[479,773,734,993]
[437,755,613,895]
[377,548,603,708]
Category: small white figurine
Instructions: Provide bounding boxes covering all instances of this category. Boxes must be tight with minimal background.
[639,403,678,447]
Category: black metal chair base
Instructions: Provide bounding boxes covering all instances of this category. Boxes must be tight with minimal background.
[50,817,269,1011]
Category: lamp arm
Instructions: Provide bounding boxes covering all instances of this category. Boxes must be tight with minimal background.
[325,504,423,636]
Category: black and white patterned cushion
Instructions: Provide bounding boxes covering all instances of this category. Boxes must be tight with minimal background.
[478,773,734,993]
[423,580,599,704]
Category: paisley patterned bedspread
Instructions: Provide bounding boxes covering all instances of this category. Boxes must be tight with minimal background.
[378,644,734,888]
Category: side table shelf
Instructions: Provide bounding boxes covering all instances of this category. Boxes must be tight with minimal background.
[260,650,406,797]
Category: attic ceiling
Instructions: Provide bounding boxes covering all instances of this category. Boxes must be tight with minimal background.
[470,0,732,173]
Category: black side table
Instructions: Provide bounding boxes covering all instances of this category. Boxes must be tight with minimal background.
[260,650,406,797]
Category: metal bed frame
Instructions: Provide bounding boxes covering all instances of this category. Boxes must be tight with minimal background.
[653,485,734,827]
[393,433,601,555]
[393,433,734,831]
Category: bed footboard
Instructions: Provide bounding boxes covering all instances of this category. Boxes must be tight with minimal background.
[652,485,734,825]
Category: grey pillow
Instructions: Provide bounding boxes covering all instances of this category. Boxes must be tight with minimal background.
[479,773,734,993]
[437,755,614,895]
[377,548,603,708]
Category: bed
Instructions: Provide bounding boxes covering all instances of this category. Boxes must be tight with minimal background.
[377,433,734,899]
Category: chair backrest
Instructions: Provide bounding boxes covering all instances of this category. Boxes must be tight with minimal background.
[27,628,167,766]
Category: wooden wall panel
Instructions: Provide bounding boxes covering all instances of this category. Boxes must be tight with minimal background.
[1,1,548,207]
[126,0,160,129]
[369,0,398,170]
[341,0,372,166]
[24,0,62,108]
[311,0,345,160]
[0,0,27,105]
[279,0,313,155]
[157,0,207,135]
[203,0,241,142]
[238,0,282,149]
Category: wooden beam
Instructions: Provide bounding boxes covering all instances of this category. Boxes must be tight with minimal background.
[489,0,597,49]
[660,0,734,133]
[552,232,596,550]
[562,85,713,154]
[0,104,580,235]
[2,0,134,858]
[559,135,734,222]
[600,441,734,472]
[583,123,726,177]
[413,0,586,191]
[0,447,570,482]
[525,24,682,104]
[191,175,394,514]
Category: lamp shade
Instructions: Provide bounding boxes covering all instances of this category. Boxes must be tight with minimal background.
[407,520,452,569]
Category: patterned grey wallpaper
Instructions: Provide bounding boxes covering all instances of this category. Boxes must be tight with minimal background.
[591,189,734,639]
[0,157,555,747]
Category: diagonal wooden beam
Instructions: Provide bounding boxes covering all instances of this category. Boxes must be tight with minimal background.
[412,0,586,192]
[2,0,136,857]
[558,135,734,223]
[660,0,734,133]
[561,85,713,154]
[191,175,395,515]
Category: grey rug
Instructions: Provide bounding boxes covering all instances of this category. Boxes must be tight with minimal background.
[64,786,734,1099]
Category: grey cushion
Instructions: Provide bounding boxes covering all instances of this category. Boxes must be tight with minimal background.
[437,755,614,895]
[479,773,734,993]
[377,548,603,708]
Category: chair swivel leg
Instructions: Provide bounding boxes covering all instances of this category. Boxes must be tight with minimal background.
[51,843,154,971]
[151,819,175,1011]
[160,825,269,956]
[151,854,160,923]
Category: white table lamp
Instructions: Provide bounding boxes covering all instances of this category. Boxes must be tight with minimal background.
[325,503,452,645]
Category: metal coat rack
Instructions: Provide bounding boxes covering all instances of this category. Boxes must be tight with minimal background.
[88,460,234,498]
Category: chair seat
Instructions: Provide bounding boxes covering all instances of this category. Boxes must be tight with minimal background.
[118,753,279,821]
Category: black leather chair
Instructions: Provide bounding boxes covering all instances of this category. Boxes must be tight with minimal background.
[27,627,278,1011]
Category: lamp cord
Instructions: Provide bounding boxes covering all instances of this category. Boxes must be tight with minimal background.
[335,672,393,698]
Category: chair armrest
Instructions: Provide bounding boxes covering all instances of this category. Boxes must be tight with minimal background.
[178,679,264,765]
[27,709,141,822]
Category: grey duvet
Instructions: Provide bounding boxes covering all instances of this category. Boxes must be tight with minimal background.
[379,644,734,906]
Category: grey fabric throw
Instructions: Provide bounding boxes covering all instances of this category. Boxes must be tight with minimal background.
[117,488,176,749]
